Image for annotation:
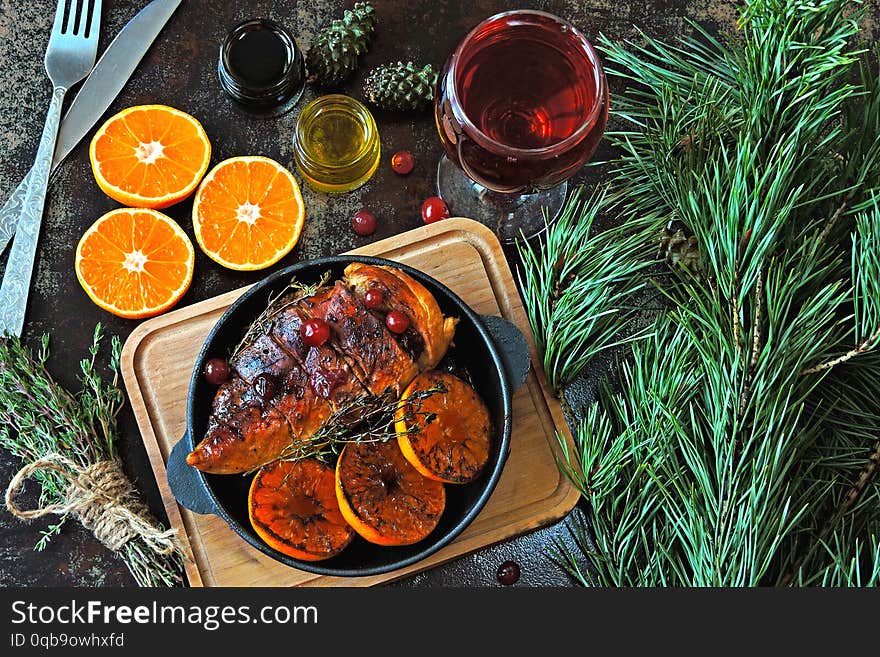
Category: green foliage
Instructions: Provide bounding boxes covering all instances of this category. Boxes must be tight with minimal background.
[522,0,880,586]
[516,189,658,392]
[0,326,183,587]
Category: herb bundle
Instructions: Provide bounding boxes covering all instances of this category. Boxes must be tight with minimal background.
[0,326,184,587]
[519,0,880,586]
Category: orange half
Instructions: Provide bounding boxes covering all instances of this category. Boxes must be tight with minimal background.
[395,371,491,484]
[249,459,355,561]
[192,156,305,271]
[335,440,446,546]
[75,208,195,319]
[89,105,211,209]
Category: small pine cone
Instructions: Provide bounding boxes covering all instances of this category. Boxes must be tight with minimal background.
[306,2,377,87]
[363,61,439,111]
[659,220,701,274]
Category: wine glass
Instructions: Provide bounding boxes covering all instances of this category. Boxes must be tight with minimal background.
[434,10,608,243]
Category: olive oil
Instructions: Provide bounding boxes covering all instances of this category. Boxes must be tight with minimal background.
[294,95,381,193]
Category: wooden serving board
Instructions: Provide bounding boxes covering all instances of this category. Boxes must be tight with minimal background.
[121,218,579,587]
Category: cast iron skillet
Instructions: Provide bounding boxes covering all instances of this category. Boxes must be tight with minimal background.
[166,256,530,577]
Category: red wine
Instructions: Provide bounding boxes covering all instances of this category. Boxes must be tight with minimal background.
[436,11,607,193]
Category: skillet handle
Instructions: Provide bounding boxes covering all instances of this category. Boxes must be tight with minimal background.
[167,434,217,515]
[480,314,531,392]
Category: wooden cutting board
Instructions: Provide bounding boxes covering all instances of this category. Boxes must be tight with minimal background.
[120,217,579,586]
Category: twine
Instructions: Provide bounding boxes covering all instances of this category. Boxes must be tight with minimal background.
[5,453,179,555]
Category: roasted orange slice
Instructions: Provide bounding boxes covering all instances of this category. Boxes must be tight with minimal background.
[395,370,491,484]
[249,459,355,561]
[89,105,211,209]
[335,440,446,546]
[192,156,305,271]
[75,208,194,319]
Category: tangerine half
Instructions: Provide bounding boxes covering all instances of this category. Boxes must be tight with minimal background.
[249,459,355,561]
[335,440,446,546]
[192,156,305,271]
[74,208,194,319]
[395,371,491,484]
[89,105,211,209]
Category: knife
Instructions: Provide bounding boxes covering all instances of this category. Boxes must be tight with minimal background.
[0,0,183,258]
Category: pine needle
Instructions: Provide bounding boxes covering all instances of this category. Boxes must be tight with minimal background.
[522,0,880,586]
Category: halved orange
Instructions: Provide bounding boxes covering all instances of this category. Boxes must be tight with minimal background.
[335,439,446,546]
[249,459,355,561]
[395,371,491,484]
[89,105,211,209]
[192,156,305,271]
[75,208,194,319]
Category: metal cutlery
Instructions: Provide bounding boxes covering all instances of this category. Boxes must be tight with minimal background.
[0,0,102,337]
[0,0,182,262]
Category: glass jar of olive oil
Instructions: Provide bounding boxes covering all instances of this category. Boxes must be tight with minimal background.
[293,94,381,193]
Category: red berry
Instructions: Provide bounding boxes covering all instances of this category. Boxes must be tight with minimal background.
[301,318,331,347]
[421,196,450,224]
[253,372,277,400]
[385,310,410,334]
[391,150,415,175]
[364,288,384,309]
[203,358,230,386]
[496,560,521,586]
[351,210,377,237]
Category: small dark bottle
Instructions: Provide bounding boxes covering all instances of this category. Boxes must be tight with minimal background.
[218,19,305,117]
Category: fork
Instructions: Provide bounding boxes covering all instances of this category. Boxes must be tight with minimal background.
[0,0,101,337]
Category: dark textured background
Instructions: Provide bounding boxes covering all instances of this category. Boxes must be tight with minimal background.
[0,0,877,587]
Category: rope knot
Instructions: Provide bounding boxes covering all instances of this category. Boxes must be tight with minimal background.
[5,453,179,555]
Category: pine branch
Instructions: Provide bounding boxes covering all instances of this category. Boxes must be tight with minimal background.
[799,334,880,375]
[780,356,880,585]
[516,188,660,392]
[521,0,880,587]
[800,199,880,374]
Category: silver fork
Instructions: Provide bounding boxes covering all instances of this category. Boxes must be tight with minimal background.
[0,0,101,337]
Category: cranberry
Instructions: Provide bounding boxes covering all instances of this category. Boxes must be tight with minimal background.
[253,372,277,400]
[496,560,521,586]
[391,150,415,175]
[203,358,230,386]
[364,288,384,309]
[421,196,450,224]
[310,367,347,399]
[301,318,331,347]
[385,310,410,334]
[351,209,377,237]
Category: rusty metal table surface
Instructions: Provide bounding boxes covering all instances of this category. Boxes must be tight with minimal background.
[0,0,875,587]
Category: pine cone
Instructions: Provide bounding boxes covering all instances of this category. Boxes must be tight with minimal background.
[659,220,701,274]
[306,2,377,87]
[363,61,439,111]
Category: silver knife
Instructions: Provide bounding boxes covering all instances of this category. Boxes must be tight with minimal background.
[0,0,183,257]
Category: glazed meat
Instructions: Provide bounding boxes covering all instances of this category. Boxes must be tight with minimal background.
[301,281,420,397]
[187,264,459,474]
[268,297,368,409]
[344,263,456,370]
[185,377,293,475]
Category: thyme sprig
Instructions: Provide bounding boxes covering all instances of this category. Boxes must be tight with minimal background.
[0,325,184,586]
[247,383,446,473]
[232,272,332,360]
